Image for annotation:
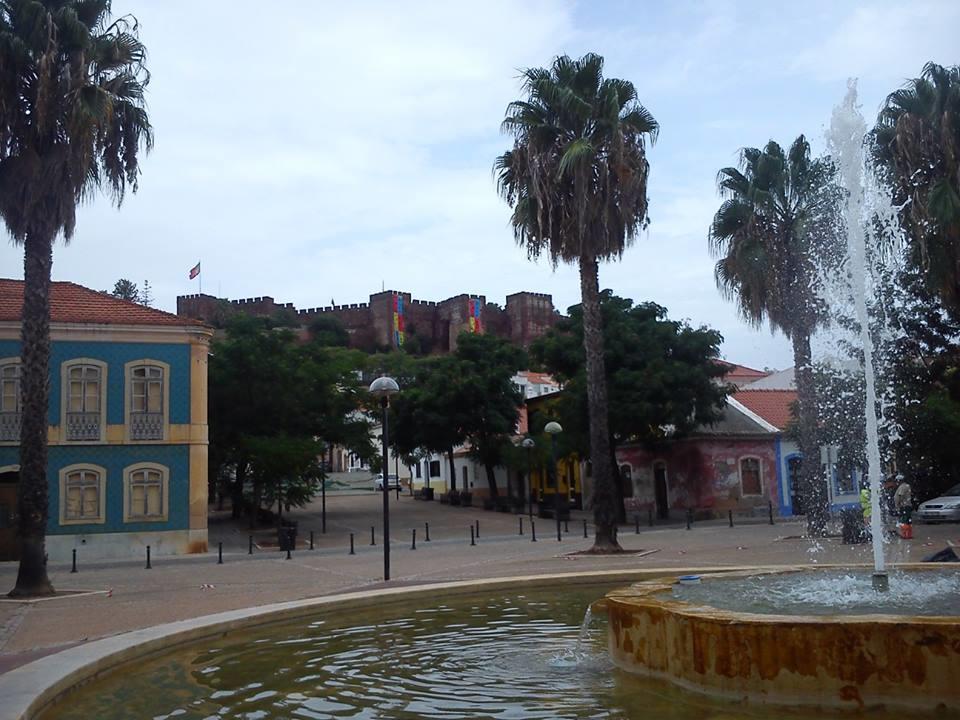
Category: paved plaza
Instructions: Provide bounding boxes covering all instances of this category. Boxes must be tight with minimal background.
[1,489,957,675]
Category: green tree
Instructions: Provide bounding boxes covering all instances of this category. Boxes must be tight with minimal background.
[308,315,350,347]
[111,278,140,302]
[708,136,839,535]
[533,292,729,518]
[874,63,960,315]
[0,1,153,596]
[495,53,658,551]
[454,333,526,498]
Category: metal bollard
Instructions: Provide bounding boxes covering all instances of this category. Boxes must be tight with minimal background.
[686,509,693,531]
[768,501,774,525]
[349,532,355,555]
[145,545,152,569]
[248,535,253,555]
[564,519,569,534]
[370,526,375,546]
[286,545,291,560]
[729,509,734,528]
[218,541,223,564]
[412,529,417,550]
[557,521,562,542]
[519,516,524,535]
[648,506,653,527]
[425,522,430,542]
[583,519,588,538]
[309,530,314,550]
[635,515,640,534]
[71,548,77,574]
[470,526,476,546]
[475,519,480,539]
[531,520,537,542]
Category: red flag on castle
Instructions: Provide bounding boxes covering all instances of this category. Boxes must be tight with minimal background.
[188,261,201,280]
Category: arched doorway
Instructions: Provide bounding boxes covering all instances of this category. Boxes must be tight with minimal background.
[0,467,19,561]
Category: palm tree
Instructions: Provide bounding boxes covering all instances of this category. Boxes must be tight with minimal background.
[873,62,960,316]
[708,137,838,535]
[0,1,153,596]
[495,53,658,551]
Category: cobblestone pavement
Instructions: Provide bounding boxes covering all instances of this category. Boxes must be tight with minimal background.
[1,490,956,674]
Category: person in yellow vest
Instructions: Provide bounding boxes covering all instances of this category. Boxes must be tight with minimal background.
[859,484,872,531]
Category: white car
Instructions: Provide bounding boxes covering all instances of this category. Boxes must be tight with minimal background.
[917,483,960,523]
[375,474,401,491]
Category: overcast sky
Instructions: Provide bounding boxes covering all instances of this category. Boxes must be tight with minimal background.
[1,0,957,369]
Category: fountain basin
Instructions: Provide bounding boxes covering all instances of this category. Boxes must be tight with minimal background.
[603,566,960,711]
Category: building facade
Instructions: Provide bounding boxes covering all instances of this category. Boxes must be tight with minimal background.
[0,280,212,561]
[177,289,559,353]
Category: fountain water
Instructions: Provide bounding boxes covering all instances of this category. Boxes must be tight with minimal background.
[827,80,890,590]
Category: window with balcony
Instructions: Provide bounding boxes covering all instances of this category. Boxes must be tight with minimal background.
[126,361,168,441]
[0,360,20,443]
[59,465,106,525]
[124,464,168,522]
[62,361,106,441]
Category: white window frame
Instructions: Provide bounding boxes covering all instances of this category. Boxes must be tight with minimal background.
[739,456,764,498]
[123,462,169,523]
[0,358,21,445]
[59,464,107,525]
[60,358,107,443]
[124,359,170,442]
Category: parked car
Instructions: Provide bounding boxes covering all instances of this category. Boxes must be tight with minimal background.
[375,474,401,491]
[917,484,960,523]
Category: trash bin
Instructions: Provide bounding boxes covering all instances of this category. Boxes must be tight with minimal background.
[840,507,866,544]
[278,523,298,551]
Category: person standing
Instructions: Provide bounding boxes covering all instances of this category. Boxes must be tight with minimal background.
[894,480,913,521]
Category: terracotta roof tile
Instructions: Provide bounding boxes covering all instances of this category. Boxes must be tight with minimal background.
[714,359,770,379]
[0,279,204,327]
[733,389,797,431]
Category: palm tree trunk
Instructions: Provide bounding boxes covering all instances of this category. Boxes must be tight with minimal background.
[447,448,456,491]
[484,462,498,498]
[579,254,621,552]
[10,231,56,597]
[794,332,827,535]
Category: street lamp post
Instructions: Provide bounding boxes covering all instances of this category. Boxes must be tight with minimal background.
[544,421,563,542]
[369,375,400,581]
[521,437,535,519]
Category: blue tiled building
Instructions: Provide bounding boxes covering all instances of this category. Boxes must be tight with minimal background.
[0,280,212,560]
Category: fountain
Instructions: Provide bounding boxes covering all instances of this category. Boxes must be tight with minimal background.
[599,82,960,711]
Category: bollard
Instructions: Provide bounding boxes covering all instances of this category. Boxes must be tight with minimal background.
[286,545,291,560]
[248,535,253,555]
[583,519,588,538]
[425,522,430,542]
[729,509,734,528]
[370,526,375,546]
[470,526,476,546]
[686,509,692,531]
[648,506,653,527]
[309,530,314,550]
[218,542,223,565]
[475,519,480,539]
[145,545,152,570]
[531,520,537,542]
[768,501,774,525]
[635,515,640,534]
[71,548,77,574]
[557,520,562,542]
[564,519,569,534]
[519,516,524,536]
[349,532,355,555]
[412,528,417,550]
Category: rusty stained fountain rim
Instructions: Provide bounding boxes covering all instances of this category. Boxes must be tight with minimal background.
[603,563,960,626]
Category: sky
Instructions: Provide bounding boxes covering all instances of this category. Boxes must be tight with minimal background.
[1,0,957,370]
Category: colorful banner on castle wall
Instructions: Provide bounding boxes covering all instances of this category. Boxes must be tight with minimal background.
[393,293,405,346]
[468,298,482,333]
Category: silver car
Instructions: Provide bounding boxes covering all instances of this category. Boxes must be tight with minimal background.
[917,483,960,523]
